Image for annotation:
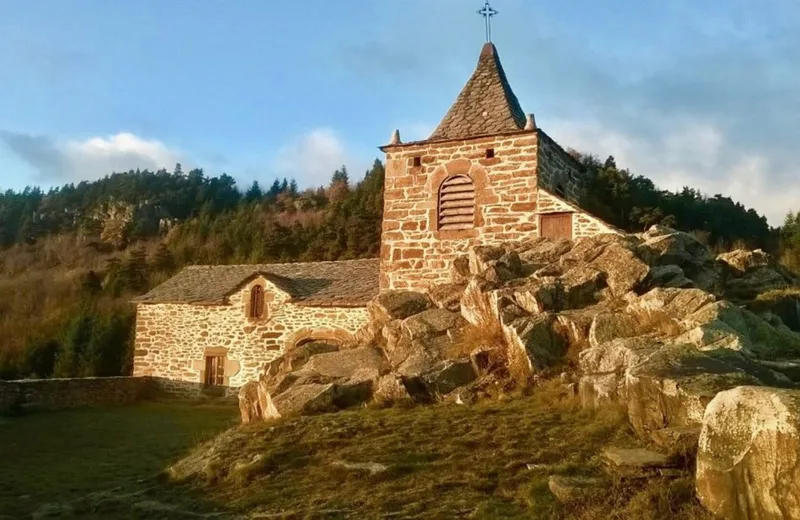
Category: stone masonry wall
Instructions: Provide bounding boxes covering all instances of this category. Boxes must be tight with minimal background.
[0,376,155,413]
[381,129,615,292]
[133,277,369,396]
[537,189,620,238]
[381,132,540,291]
[536,130,583,203]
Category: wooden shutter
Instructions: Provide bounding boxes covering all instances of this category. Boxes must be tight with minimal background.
[250,286,264,318]
[438,175,475,231]
[540,213,573,240]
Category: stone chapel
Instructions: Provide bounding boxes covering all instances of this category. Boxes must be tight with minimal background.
[131,42,616,394]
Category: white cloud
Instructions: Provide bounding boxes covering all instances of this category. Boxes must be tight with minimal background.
[545,118,798,226]
[273,128,365,187]
[63,133,180,177]
[0,131,182,183]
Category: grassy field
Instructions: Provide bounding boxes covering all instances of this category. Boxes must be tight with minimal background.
[0,393,711,519]
[0,402,238,517]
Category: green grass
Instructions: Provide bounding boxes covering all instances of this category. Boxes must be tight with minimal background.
[0,402,237,517]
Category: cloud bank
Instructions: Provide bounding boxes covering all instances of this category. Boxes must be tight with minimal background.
[273,128,367,188]
[0,131,182,184]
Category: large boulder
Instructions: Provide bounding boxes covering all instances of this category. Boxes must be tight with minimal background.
[373,374,414,405]
[468,245,523,280]
[588,312,641,349]
[749,291,800,332]
[420,359,477,396]
[557,306,607,349]
[511,277,563,314]
[697,387,800,520]
[717,249,772,274]
[266,383,338,420]
[383,323,449,377]
[637,226,712,267]
[578,337,663,408]
[517,237,574,265]
[303,347,389,379]
[283,342,340,371]
[402,308,466,340]
[368,290,432,324]
[624,344,777,437]
[502,313,566,381]
[646,264,695,289]
[725,267,792,300]
[559,265,606,308]
[627,288,716,321]
[428,282,467,312]
[590,243,650,296]
[580,337,662,375]
[680,300,800,360]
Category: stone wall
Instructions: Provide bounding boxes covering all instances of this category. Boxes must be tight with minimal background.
[381,132,539,291]
[537,189,620,238]
[0,376,155,412]
[536,130,583,203]
[133,276,369,396]
[380,129,614,292]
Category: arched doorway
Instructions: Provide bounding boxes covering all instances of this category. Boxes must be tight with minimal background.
[282,327,355,370]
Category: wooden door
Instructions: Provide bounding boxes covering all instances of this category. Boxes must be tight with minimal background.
[540,213,573,240]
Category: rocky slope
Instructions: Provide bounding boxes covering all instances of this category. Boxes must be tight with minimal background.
[239,225,800,519]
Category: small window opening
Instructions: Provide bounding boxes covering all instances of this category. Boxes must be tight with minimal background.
[555,184,566,198]
[249,285,265,319]
[485,148,495,159]
[413,156,422,167]
[204,356,225,387]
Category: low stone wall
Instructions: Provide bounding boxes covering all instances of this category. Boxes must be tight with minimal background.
[0,376,157,413]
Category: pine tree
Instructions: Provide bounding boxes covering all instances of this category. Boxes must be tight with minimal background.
[151,243,176,273]
[245,181,264,203]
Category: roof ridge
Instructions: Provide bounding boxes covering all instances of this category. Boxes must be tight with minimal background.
[183,258,379,269]
[429,43,527,142]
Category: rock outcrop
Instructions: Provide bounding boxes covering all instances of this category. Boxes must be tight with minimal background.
[240,226,800,439]
[234,225,800,519]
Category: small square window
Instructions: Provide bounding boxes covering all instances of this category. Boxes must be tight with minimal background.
[413,156,422,167]
[485,149,495,159]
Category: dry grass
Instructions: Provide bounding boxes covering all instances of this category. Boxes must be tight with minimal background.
[167,386,710,519]
[755,287,800,302]
[0,392,711,519]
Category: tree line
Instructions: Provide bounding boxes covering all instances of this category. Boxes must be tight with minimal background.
[0,153,796,380]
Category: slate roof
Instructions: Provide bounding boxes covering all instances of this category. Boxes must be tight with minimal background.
[131,258,379,308]
[429,43,527,141]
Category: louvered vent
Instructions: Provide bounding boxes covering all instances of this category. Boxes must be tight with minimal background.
[438,175,476,231]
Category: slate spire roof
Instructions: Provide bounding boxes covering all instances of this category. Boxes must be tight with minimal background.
[429,42,527,141]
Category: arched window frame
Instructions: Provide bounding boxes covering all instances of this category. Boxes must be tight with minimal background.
[437,174,476,231]
[428,159,487,239]
[248,284,266,319]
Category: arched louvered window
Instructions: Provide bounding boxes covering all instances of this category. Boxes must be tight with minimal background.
[249,285,265,319]
[438,175,476,231]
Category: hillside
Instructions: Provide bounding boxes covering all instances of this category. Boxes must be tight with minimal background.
[0,153,797,380]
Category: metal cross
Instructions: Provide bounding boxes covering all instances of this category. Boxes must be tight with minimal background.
[477,1,499,43]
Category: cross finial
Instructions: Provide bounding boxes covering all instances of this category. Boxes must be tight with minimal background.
[477,1,499,43]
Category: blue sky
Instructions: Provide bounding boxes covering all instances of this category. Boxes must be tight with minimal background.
[1,0,799,224]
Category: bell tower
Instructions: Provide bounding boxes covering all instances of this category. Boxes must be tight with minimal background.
[379,42,614,292]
